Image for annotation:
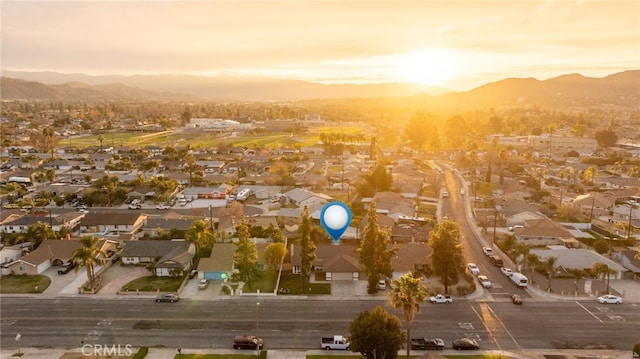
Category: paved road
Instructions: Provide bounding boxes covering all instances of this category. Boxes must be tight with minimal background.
[1,297,638,351]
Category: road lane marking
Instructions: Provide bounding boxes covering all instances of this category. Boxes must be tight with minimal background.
[484,303,522,351]
[575,301,603,323]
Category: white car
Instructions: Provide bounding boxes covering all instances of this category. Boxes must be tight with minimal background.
[467,263,480,275]
[477,275,492,288]
[429,294,453,303]
[377,279,387,290]
[500,267,513,277]
[482,247,494,256]
[156,204,170,210]
[198,279,209,289]
[597,294,622,304]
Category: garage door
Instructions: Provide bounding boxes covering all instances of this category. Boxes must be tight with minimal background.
[203,271,227,280]
[329,272,353,281]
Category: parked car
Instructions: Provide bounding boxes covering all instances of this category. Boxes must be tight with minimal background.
[452,338,480,350]
[57,261,76,275]
[500,267,513,276]
[429,294,453,303]
[410,337,445,350]
[128,204,142,210]
[198,279,209,289]
[233,335,263,350]
[156,204,170,210]
[511,293,523,304]
[482,247,493,256]
[376,279,386,290]
[155,293,179,303]
[477,275,492,288]
[467,263,480,275]
[598,294,623,304]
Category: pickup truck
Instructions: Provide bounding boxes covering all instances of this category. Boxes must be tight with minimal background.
[429,294,453,303]
[321,335,350,350]
[410,337,445,350]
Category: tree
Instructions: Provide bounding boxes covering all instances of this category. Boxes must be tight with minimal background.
[349,306,405,359]
[594,129,618,148]
[543,256,557,291]
[297,205,316,293]
[428,219,464,294]
[592,239,611,255]
[264,242,287,279]
[72,236,106,291]
[185,220,216,259]
[388,272,428,358]
[591,262,617,294]
[526,253,540,281]
[26,221,56,248]
[566,268,586,295]
[97,134,105,151]
[233,216,260,289]
[358,202,396,294]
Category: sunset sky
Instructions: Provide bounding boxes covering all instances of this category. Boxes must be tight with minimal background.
[1,0,638,91]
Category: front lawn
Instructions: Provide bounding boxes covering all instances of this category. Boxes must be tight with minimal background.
[278,273,331,295]
[0,275,51,293]
[121,275,183,292]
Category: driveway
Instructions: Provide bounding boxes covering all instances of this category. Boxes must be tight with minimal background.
[98,264,149,294]
[41,265,88,296]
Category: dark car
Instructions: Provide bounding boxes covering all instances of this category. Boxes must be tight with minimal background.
[452,338,479,350]
[511,293,523,304]
[410,337,445,350]
[57,262,76,275]
[233,335,263,350]
[155,293,179,303]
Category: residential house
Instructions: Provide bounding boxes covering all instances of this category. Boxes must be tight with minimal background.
[290,244,362,281]
[197,241,268,281]
[0,243,27,274]
[0,215,51,234]
[5,238,117,275]
[77,212,147,236]
[512,218,575,246]
[573,192,616,219]
[127,185,157,202]
[283,188,330,208]
[120,240,195,276]
[531,246,628,280]
[141,218,196,238]
[390,242,430,279]
[613,250,640,279]
[505,211,547,228]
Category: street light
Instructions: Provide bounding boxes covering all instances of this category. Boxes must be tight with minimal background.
[256,302,260,353]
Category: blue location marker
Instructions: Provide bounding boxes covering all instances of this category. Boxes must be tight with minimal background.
[320,201,352,243]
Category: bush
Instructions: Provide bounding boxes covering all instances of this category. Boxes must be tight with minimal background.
[132,347,148,359]
[593,239,611,254]
[633,342,640,357]
[258,350,267,359]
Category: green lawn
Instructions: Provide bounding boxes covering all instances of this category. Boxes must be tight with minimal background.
[121,275,183,292]
[0,275,51,293]
[277,273,331,295]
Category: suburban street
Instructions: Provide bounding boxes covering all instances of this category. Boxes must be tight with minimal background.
[1,297,638,351]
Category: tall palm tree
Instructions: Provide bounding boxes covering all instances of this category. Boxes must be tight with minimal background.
[566,268,586,295]
[543,256,557,291]
[526,253,540,283]
[388,272,428,358]
[591,262,617,294]
[72,236,106,292]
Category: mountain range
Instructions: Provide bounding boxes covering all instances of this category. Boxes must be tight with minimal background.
[1,69,638,107]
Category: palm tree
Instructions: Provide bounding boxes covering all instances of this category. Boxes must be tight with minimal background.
[543,256,557,292]
[388,272,428,358]
[591,262,617,294]
[72,236,106,292]
[526,253,540,283]
[566,268,586,296]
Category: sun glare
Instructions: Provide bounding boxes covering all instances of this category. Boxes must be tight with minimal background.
[396,49,460,87]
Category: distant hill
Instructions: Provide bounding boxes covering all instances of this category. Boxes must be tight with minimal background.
[436,70,640,107]
[0,77,196,102]
[1,70,638,106]
[1,71,450,101]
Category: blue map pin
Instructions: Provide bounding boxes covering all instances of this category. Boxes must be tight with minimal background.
[320,201,352,243]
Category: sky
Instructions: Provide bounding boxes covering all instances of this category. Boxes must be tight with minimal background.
[1,0,639,91]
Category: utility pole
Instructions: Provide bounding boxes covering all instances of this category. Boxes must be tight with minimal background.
[627,204,634,239]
